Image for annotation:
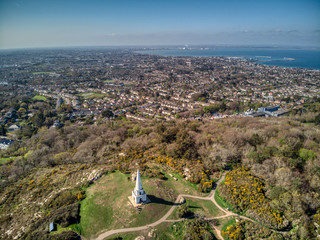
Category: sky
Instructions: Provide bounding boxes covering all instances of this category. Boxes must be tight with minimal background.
[0,0,319,49]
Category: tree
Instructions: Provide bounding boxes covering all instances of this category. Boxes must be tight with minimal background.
[177,204,192,218]
[315,113,320,125]
[248,133,263,150]
[31,112,44,128]
[0,125,6,136]
[102,109,114,118]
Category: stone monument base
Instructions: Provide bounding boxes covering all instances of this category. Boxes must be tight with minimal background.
[128,196,151,208]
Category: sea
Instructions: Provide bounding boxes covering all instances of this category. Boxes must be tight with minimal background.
[137,48,320,70]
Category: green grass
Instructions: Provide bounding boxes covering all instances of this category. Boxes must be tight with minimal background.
[168,197,224,220]
[220,217,236,240]
[77,92,106,99]
[49,224,73,235]
[75,168,207,239]
[32,71,55,75]
[0,157,18,165]
[186,198,224,218]
[214,188,233,210]
[33,95,47,101]
[104,80,116,83]
[104,221,185,240]
[75,171,181,238]
[31,64,47,68]
[160,168,204,197]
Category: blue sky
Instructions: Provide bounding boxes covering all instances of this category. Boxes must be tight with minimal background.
[0,0,319,49]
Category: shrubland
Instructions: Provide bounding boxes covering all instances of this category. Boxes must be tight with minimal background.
[0,116,320,239]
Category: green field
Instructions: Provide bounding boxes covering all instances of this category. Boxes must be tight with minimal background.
[31,64,47,68]
[76,171,181,238]
[73,167,225,239]
[0,157,18,165]
[33,95,47,101]
[77,92,106,99]
[104,80,116,83]
[32,72,55,75]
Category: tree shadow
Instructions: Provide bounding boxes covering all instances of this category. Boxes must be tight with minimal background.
[147,195,176,206]
[189,205,201,209]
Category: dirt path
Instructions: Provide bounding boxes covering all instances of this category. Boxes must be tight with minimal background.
[92,171,279,240]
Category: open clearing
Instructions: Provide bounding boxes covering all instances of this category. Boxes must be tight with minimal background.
[76,168,217,239]
[77,171,180,238]
[104,221,187,240]
[77,92,106,99]
[33,95,47,101]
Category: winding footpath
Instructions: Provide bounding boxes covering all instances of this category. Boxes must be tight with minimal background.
[92,172,277,240]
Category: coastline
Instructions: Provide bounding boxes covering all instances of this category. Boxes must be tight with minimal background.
[136,48,320,70]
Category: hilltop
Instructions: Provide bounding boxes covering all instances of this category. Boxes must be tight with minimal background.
[1,116,320,239]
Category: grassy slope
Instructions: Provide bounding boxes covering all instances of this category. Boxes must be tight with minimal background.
[168,197,224,220]
[105,222,185,240]
[77,168,216,239]
[78,171,177,238]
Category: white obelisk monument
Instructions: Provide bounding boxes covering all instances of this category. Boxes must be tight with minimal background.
[132,169,147,204]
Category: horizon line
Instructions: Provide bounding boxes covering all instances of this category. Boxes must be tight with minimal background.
[1,44,320,51]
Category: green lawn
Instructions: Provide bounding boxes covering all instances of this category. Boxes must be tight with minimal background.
[104,221,185,240]
[33,95,47,101]
[31,64,47,68]
[76,171,181,238]
[32,71,55,75]
[161,171,204,197]
[77,92,106,99]
[0,157,18,165]
[186,198,224,218]
[168,197,224,220]
[75,168,209,239]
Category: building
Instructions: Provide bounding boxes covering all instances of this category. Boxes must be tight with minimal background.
[49,222,56,232]
[0,138,13,150]
[257,105,289,117]
[132,169,147,204]
[8,124,21,132]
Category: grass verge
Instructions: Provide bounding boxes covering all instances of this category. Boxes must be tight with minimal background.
[214,188,233,210]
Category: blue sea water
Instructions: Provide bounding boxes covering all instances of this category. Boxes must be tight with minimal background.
[138,48,320,70]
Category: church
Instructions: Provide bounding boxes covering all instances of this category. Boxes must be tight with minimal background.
[132,169,148,204]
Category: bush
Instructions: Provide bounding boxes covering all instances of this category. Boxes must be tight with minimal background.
[177,204,192,218]
[299,148,316,161]
[50,203,80,227]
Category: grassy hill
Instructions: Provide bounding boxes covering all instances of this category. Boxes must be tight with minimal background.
[1,117,320,239]
[75,169,217,239]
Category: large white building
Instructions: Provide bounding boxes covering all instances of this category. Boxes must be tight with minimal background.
[132,169,147,204]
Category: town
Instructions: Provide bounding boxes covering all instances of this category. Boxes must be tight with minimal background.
[0,48,319,146]
[1,48,320,240]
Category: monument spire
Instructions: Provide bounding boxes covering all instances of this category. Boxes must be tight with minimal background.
[131,169,148,204]
[135,169,143,190]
